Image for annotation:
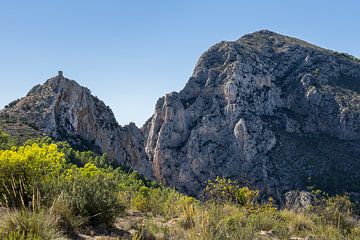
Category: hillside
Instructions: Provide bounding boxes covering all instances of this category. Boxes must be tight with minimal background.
[0,132,359,239]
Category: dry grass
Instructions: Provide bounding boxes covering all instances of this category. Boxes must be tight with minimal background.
[0,208,63,239]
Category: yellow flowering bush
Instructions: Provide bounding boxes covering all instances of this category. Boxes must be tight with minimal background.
[0,143,65,207]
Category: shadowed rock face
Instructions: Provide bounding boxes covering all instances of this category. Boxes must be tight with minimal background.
[2,30,360,200]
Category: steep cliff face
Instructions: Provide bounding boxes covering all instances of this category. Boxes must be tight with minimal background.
[0,74,152,177]
[2,30,360,200]
[144,30,360,198]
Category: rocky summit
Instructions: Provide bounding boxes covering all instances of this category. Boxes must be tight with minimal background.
[2,30,360,201]
[0,72,152,177]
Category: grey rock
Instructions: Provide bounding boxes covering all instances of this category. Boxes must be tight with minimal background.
[143,30,360,199]
[284,191,317,212]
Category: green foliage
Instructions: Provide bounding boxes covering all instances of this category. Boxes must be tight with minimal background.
[0,137,360,239]
[236,186,259,206]
[204,176,258,206]
[0,129,16,150]
[0,130,10,150]
[49,193,88,232]
[312,194,357,233]
[57,163,125,225]
[130,186,151,212]
[24,137,111,168]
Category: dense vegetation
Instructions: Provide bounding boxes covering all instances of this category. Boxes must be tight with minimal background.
[0,129,360,239]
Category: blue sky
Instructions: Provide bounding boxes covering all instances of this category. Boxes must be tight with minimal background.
[0,0,359,126]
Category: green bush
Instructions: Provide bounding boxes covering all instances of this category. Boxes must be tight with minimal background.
[58,163,125,225]
[204,176,258,206]
[0,130,11,150]
[49,193,88,232]
[313,194,357,232]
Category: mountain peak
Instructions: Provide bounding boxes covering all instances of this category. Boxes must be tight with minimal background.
[146,30,360,197]
[242,29,281,38]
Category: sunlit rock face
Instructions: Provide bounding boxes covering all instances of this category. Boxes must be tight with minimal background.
[0,73,152,177]
[143,30,360,199]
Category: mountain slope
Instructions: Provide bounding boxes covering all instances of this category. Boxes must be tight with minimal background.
[2,30,360,200]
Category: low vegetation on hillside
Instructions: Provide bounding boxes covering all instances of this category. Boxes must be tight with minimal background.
[0,129,359,240]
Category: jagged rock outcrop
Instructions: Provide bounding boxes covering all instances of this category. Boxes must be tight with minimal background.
[143,30,360,198]
[0,73,152,177]
[2,31,360,201]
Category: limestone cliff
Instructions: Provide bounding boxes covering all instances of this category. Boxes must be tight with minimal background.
[143,30,360,199]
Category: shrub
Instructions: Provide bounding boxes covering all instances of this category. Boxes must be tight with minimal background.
[0,143,65,208]
[0,130,11,150]
[147,188,197,219]
[204,176,258,206]
[236,187,259,206]
[58,163,125,225]
[117,171,149,208]
[131,186,151,212]
[49,193,88,232]
[318,194,357,232]
[24,137,111,168]
[204,177,238,203]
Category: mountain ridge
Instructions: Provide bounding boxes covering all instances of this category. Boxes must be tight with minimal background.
[2,30,360,202]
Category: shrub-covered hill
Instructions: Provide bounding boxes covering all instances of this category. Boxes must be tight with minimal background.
[0,130,360,240]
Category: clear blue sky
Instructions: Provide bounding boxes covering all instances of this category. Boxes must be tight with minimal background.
[0,0,359,126]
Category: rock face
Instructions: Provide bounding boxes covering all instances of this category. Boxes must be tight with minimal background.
[143,30,360,198]
[2,30,360,200]
[0,73,152,177]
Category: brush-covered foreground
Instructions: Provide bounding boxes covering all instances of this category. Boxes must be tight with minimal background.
[0,130,359,240]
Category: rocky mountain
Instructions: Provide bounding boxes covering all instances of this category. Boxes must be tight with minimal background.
[0,72,152,177]
[2,30,360,201]
[143,30,360,200]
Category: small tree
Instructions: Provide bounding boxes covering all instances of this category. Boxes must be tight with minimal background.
[204,176,258,206]
[0,130,10,150]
